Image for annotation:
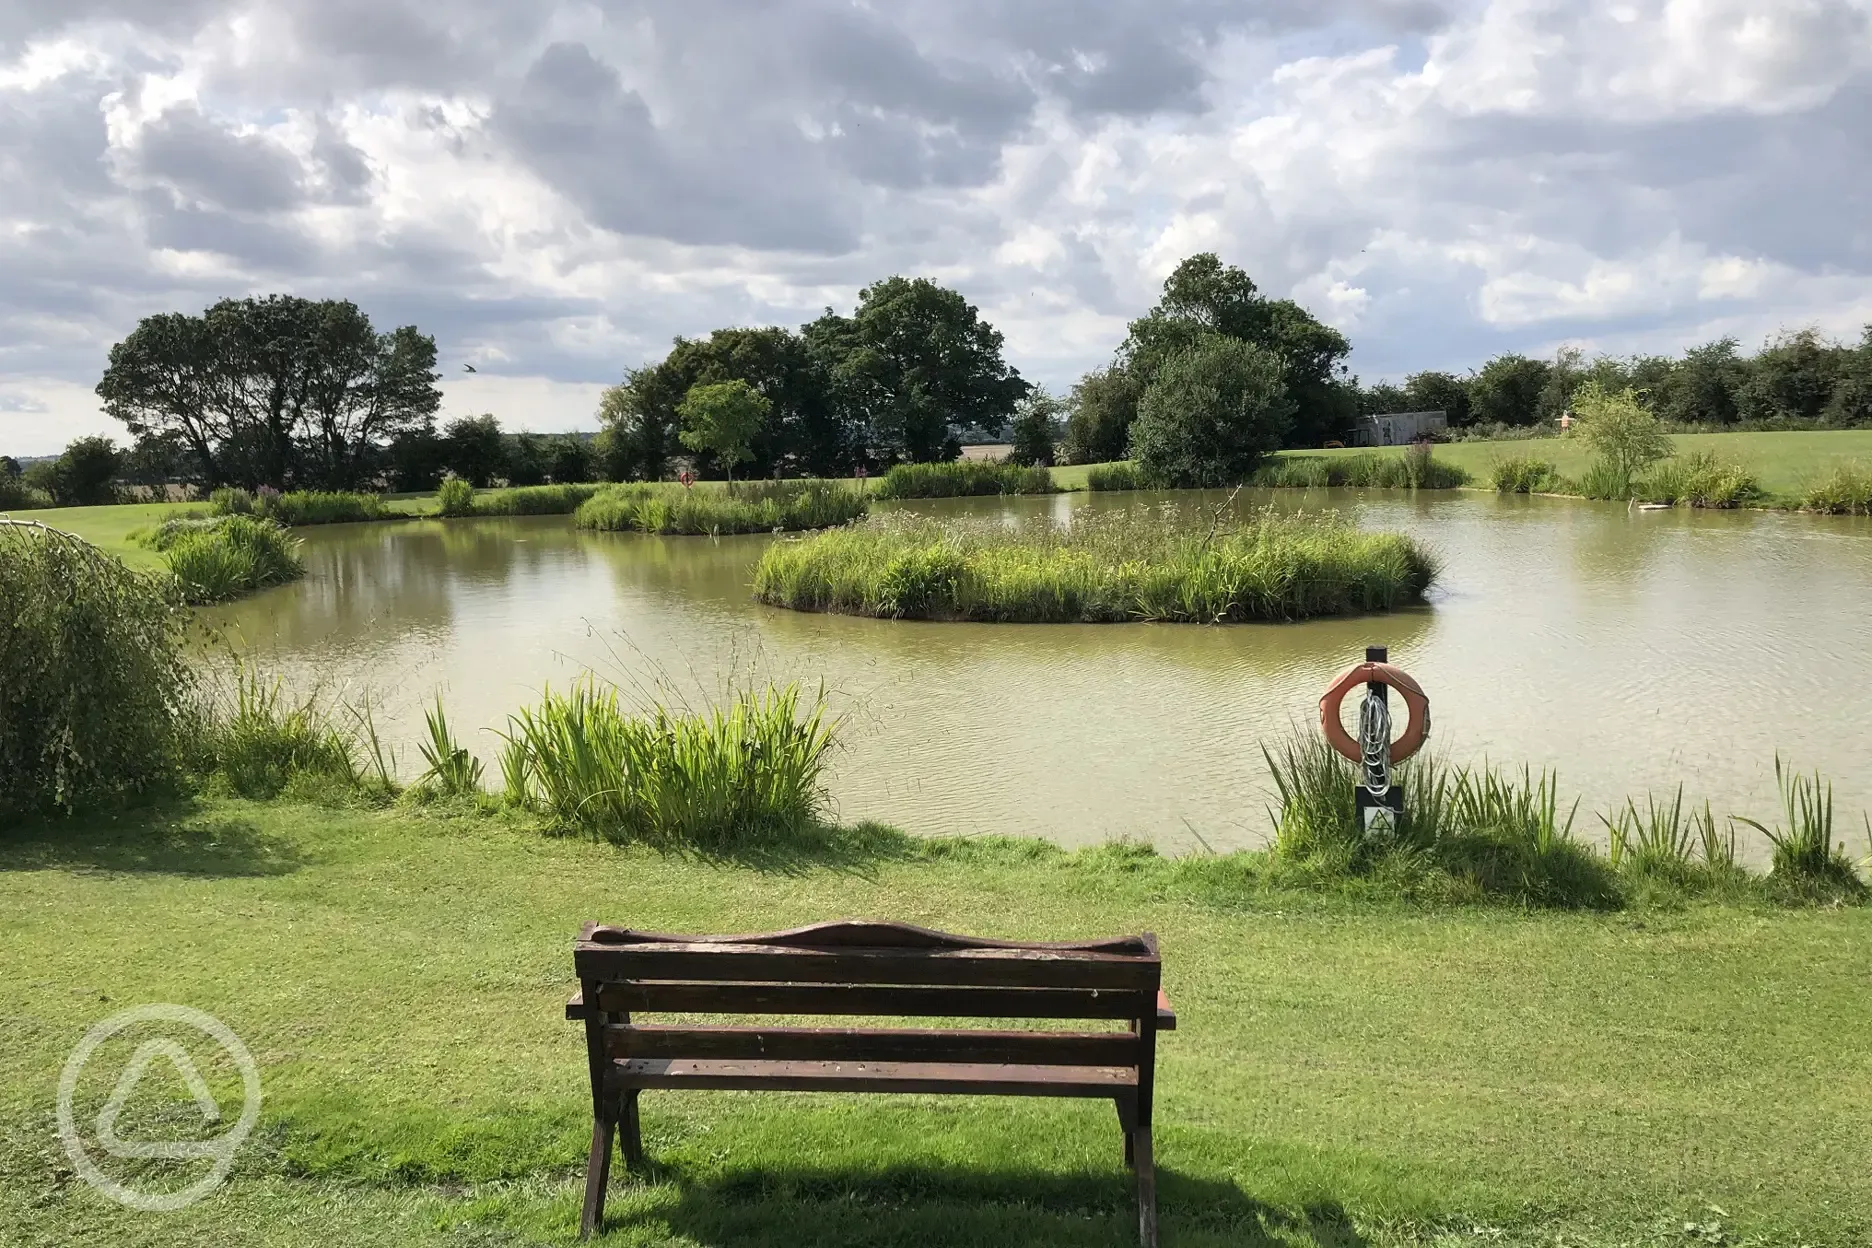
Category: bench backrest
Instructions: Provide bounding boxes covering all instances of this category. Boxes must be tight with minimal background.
[574,919,1163,1068]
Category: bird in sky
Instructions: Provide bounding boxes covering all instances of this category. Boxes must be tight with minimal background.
[463,363,478,373]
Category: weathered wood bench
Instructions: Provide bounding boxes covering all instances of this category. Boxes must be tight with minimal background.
[567,919,1174,1245]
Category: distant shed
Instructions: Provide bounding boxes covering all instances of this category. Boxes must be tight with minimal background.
[1351,410,1447,447]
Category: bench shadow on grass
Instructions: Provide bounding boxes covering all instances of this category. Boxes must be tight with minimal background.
[0,803,306,878]
[605,1160,1371,1248]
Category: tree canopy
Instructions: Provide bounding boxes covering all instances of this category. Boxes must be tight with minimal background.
[1129,335,1294,487]
[96,295,440,490]
[678,380,771,480]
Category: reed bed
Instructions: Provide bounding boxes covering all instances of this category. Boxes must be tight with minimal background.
[753,505,1439,623]
[871,461,1057,499]
[575,480,867,535]
[495,679,836,849]
[144,514,305,604]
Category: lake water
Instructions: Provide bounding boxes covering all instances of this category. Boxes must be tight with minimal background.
[202,490,1872,855]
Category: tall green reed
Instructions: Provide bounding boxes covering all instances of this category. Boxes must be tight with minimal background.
[1733,756,1865,892]
[872,461,1057,499]
[414,697,484,799]
[494,679,837,850]
[575,480,866,535]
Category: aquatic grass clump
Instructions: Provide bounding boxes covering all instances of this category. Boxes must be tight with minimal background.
[1262,736,1615,907]
[259,490,387,526]
[1256,447,1469,490]
[149,514,305,604]
[495,679,836,850]
[471,483,604,516]
[1735,757,1866,898]
[871,461,1057,498]
[1802,462,1872,514]
[1085,462,1154,492]
[1492,456,1563,494]
[753,505,1439,624]
[575,480,867,535]
[1577,459,1635,501]
[197,666,360,800]
[0,519,195,818]
[413,697,484,799]
[437,477,476,517]
[1639,453,1759,508]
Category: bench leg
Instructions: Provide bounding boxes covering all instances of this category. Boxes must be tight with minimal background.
[1130,1125,1157,1248]
[579,1113,616,1240]
[620,1089,645,1170]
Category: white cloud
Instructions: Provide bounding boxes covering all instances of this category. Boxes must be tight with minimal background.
[3,0,1872,454]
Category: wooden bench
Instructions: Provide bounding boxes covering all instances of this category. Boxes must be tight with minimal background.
[567,919,1174,1245]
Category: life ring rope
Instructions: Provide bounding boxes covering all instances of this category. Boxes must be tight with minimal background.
[1318,661,1430,765]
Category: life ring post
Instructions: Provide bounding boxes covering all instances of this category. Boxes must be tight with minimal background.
[1317,644,1428,838]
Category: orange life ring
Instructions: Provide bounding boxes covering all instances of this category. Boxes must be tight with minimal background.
[1318,662,1430,764]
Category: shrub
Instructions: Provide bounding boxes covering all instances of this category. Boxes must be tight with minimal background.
[575,480,866,535]
[753,506,1439,624]
[470,483,603,516]
[1638,452,1759,508]
[1573,381,1672,482]
[152,515,305,604]
[1491,456,1561,494]
[0,520,194,818]
[0,466,44,511]
[437,477,476,517]
[496,679,836,849]
[872,461,1057,499]
[414,697,484,799]
[1085,463,1153,492]
[209,486,255,516]
[257,490,386,526]
[1802,462,1872,514]
[1130,335,1294,487]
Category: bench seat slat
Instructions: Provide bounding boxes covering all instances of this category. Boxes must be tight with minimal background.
[574,943,1158,990]
[613,1057,1140,1098]
[592,981,1153,1019]
[606,1023,1139,1067]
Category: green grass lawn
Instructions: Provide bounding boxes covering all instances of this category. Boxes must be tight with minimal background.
[18,501,212,567]
[1290,429,1872,499]
[4,800,1868,1246]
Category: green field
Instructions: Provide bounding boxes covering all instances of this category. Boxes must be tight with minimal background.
[3,800,1868,1247]
[1291,429,1872,499]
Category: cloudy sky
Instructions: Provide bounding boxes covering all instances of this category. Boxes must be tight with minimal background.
[2,0,1870,455]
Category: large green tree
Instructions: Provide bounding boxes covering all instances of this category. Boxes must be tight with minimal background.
[1656,338,1744,425]
[1737,328,1842,423]
[1007,387,1064,466]
[804,276,1027,464]
[1402,371,1472,426]
[1468,354,1551,427]
[1061,364,1144,464]
[96,295,439,489]
[1129,335,1294,487]
[443,414,507,487]
[1107,254,1354,449]
[677,380,771,481]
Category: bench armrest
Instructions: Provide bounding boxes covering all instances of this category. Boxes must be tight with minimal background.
[1156,989,1177,1031]
[566,990,588,1021]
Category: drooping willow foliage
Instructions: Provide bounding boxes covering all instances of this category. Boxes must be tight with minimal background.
[0,520,196,820]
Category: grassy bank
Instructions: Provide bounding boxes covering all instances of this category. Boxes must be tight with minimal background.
[141,515,306,604]
[4,797,1871,1247]
[754,507,1438,623]
[576,480,867,535]
[1082,448,1469,493]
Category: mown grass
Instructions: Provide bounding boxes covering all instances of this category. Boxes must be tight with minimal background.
[4,798,1871,1247]
[576,480,868,535]
[142,514,306,604]
[754,505,1439,623]
[871,461,1058,499]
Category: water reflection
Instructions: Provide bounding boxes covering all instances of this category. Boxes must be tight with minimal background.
[200,492,1872,854]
